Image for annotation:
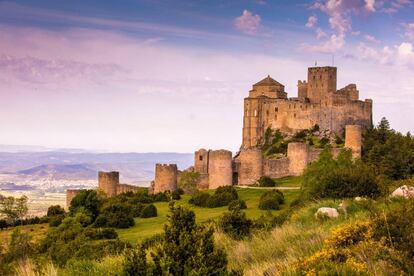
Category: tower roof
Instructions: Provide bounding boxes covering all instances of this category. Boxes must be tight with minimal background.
[253,75,284,87]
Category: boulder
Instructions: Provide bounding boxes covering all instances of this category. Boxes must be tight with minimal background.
[315,207,339,218]
[391,185,414,198]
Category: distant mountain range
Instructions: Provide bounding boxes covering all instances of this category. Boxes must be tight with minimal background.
[0,146,193,182]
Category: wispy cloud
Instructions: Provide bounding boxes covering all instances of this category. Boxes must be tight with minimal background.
[234,10,261,35]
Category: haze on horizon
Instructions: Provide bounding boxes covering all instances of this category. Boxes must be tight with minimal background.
[0,0,413,153]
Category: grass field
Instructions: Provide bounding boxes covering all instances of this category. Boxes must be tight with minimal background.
[274,176,303,187]
[0,223,49,248]
[117,187,301,244]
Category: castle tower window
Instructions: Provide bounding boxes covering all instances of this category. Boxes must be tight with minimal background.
[199,156,203,161]
[294,113,296,118]
[254,109,257,116]
[275,107,278,112]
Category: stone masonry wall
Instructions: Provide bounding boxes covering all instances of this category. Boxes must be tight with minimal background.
[208,150,233,189]
[98,171,119,197]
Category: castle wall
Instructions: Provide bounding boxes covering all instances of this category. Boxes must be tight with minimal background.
[98,171,119,197]
[154,164,178,193]
[345,124,362,158]
[288,143,309,176]
[237,148,263,185]
[116,184,140,195]
[208,150,233,189]
[307,66,337,104]
[66,189,81,209]
[263,157,290,178]
[197,173,210,190]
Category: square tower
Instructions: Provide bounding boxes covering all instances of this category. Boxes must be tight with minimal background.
[307,66,337,103]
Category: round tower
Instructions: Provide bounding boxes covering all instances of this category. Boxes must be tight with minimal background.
[237,148,263,186]
[154,164,178,193]
[287,142,309,176]
[345,125,362,158]
[208,150,233,189]
[98,171,119,197]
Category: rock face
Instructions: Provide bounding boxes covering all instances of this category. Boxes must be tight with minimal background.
[391,185,414,198]
[315,207,339,218]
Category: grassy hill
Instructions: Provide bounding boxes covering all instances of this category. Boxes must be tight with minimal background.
[117,186,301,244]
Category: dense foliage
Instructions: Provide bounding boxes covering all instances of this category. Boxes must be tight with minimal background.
[0,195,28,224]
[303,148,381,199]
[228,199,247,210]
[258,190,285,210]
[39,212,128,267]
[257,176,277,187]
[219,208,252,240]
[363,117,414,180]
[189,186,239,208]
[123,203,230,275]
[140,204,157,218]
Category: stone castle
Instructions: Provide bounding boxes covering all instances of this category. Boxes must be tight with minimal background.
[152,66,372,191]
[67,66,373,205]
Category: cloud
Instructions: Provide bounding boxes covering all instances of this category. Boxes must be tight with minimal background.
[300,33,345,53]
[364,34,380,43]
[357,41,414,67]
[234,10,261,35]
[316,28,328,40]
[403,22,414,41]
[306,15,318,28]
[380,0,412,13]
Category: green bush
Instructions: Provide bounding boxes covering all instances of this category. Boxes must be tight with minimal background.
[131,203,144,217]
[189,192,210,206]
[47,205,65,217]
[189,186,238,208]
[99,202,134,228]
[153,192,169,202]
[219,208,252,240]
[303,148,381,199]
[69,190,103,220]
[84,228,118,240]
[171,190,181,200]
[228,199,247,210]
[257,176,277,187]
[140,204,157,218]
[48,214,64,227]
[258,190,284,210]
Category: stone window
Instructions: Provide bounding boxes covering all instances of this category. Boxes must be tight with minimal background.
[199,156,203,161]
[275,107,278,112]
[254,109,257,116]
[294,113,296,118]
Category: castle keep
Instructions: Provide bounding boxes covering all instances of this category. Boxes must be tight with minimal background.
[242,67,372,148]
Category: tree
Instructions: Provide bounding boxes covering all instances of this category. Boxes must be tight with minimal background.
[69,190,103,219]
[0,195,28,224]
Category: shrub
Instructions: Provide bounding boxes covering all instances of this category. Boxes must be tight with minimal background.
[153,192,169,202]
[228,199,247,210]
[257,176,277,187]
[49,214,64,227]
[99,202,134,228]
[258,190,284,210]
[189,192,210,206]
[171,190,181,200]
[84,228,118,240]
[303,148,381,199]
[131,203,144,217]
[140,204,157,218]
[176,188,185,195]
[219,208,252,240]
[47,205,65,217]
[189,186,239,208]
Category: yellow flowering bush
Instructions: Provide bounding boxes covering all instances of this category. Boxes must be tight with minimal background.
[291,221,410,275]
